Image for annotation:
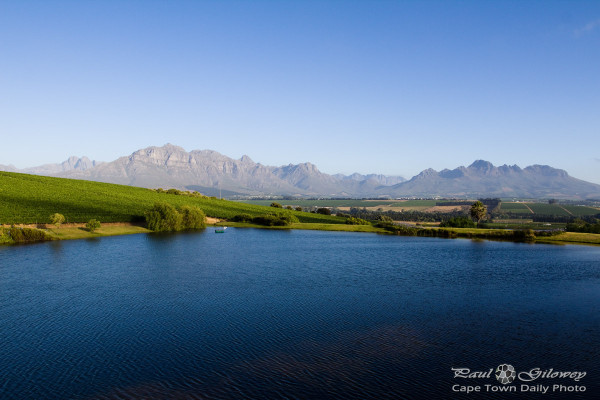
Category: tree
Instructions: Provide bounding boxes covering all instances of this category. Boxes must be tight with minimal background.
[85,219,101,232]
[145,202,182,232]
[270,202,283,208]
[470,201,487,227]
[295,206,302,212]
[178,205,206,230]
[316,207,331,215]
[50,213,65,229]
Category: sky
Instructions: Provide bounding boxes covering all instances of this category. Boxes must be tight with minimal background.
[1,0,599,183]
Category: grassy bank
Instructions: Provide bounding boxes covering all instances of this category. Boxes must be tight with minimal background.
[3,221,599,246]
[45,225,152,240]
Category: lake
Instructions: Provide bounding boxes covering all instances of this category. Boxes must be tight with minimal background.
[0,229,599,399]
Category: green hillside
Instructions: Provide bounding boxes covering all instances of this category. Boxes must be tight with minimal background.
[0,172,343,225]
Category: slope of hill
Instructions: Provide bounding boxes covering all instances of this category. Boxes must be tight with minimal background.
[0,171,343,225]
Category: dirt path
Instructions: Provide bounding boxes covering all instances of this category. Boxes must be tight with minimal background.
[523,204,534,214]
[558,205,574,216]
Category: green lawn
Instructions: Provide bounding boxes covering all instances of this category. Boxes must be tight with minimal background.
[0,172,344,225]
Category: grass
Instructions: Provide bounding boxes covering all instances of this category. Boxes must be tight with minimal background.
[45,225,152,240]
[0,171,344,225]
[535,232,600,246]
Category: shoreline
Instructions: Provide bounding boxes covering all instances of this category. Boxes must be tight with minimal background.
[1,221,599,247]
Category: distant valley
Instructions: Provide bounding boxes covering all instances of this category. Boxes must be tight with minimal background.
[2,144,600,199]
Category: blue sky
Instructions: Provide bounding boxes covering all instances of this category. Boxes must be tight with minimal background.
[1,0,599,183]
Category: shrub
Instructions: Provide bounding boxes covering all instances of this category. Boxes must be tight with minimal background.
[316,208,331,215]
[252,212,298,226]
[231,213,252,222]
[85,219,101,232]
[513,229,536,242]
[270,202,283,208]
[179,205,206,230]
[346,217,370,225]
[50,213,65,228]
[440,216,476,228]
[9,227,53,243]
[145,202,182,232]
[375,215,393,223]
[295,207,303,212]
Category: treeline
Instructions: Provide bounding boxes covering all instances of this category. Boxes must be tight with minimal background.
[566,219,600,234]
[231,212,298,226]
[345,207,468,222]
[154,188,208,198]
[376,222,560,242]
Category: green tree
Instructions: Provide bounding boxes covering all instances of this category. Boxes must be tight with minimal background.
[178,205,206,230]
[316,208,331,215]
[145,202,182,232]
[50,213,65,229]
[85,219,101,232]
[470,201,487,227]
[295,206,303,212]
[270,202,283,208]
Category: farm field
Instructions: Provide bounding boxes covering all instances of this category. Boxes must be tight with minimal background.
[499,202,532,213]
[501,202,599,216]
[239,199,401,208]
[242,199,600,217]
[0,172,343,225]
[241,199,447,212]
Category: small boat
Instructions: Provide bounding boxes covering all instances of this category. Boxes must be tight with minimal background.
[215,227,227,233]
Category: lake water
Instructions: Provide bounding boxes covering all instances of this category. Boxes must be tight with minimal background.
[0,229,599,399]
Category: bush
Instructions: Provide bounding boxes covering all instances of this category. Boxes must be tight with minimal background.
[346,217,370,225]
[9,227,53,243]
[513,229,536,242]
[439,216,476,228]
[179,205,206,230]
[145,202,182,232]
[252,212,298,226]
[375,215,393,223]
[50,213,65,228]
[231,213,253,222]
[270,202,283,208]
[316,208,331,215]
[86,219,101,232]
[295,207,303,212]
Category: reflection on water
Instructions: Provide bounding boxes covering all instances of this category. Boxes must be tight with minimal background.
[0,229,598,399]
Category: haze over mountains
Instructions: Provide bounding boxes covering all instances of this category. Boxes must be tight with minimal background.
[2,144,600,199]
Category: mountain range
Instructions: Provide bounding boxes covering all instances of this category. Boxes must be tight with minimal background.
[2,144,600,199]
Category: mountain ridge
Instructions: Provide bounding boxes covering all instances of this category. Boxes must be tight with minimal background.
[1,145,599,199]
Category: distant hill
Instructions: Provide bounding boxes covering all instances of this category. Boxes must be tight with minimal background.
[1,145,599,199]
[376,160,600,199]
[2,144,405,197]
